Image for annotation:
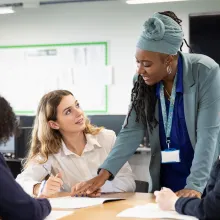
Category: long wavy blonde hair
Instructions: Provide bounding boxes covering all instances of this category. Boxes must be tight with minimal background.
[24,90,103,167]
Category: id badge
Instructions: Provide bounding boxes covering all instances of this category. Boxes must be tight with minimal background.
[161,149,180,163]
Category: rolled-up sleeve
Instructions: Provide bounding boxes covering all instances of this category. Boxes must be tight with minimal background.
[16,159,50,195]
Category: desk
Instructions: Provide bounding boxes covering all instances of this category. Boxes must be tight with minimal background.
[54,193,165,220]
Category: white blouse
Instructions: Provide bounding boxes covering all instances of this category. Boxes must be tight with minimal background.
[16,129,136,195]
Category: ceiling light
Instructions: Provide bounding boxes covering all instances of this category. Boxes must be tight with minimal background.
[126,0,187,4]
[0,7,15,14]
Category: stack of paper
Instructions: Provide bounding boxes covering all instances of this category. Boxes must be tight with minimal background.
[49,196,123,209]
[117,203,198,220]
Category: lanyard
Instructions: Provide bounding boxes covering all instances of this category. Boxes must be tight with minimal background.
[159,73,178,148]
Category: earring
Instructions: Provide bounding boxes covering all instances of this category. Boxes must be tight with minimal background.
[167,65,172,75]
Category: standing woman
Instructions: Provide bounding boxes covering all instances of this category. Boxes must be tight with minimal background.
[72,11,220,198]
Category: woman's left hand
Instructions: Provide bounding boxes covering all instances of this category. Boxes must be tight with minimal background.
[154,187,179,211]
[176,189,201,198]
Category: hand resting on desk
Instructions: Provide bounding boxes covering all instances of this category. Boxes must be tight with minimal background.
[71,169,111,196]
[71,181,101,197]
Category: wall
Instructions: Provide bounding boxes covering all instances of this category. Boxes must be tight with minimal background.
[0,0,219,114]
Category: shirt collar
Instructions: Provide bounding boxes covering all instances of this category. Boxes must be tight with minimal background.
[156,54,183,97]
[61,133,102,156]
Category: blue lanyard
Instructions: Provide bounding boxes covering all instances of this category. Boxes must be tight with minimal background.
[159,73,178,149]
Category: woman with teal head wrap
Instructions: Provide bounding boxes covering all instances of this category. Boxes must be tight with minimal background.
[71,11,220,220]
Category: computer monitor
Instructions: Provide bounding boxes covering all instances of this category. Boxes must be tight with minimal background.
[88,115,126,136]
[15,127,33,159]
[0,136,15,154]
[17,116,35,127]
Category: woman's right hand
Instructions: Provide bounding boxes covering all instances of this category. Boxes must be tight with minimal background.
[36,173,63,197]
[71,182,101,197]
[71,169,111,196]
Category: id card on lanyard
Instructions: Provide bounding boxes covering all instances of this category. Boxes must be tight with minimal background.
[160,73,180,164]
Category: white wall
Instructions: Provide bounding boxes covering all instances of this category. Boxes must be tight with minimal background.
[0,0,219,114]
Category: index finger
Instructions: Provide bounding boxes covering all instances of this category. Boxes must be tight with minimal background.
[52,176,63,186]
[71,183,92,196]
[86,184,101,195]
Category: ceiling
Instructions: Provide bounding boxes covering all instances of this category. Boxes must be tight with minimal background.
[0,0,115,8]
[0,0,209,8]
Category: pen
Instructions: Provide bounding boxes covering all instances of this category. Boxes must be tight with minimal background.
[42,165,65,190]
[37,180,46,197]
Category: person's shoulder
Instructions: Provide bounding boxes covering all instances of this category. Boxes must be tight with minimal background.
[133,74,139,85]
[96,129,116,142]
[0,153,7,167]
[183,52,219,70]
[0,153,12,178]
[94,129,116,151]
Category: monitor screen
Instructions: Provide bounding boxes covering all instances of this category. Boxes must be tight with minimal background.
[0,136,15,153]
[15,127,32,159]
[88,115,126,136]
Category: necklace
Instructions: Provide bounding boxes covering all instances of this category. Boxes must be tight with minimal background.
[164,88,171,101]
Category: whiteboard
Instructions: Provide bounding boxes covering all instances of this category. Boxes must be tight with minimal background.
[0,43,109,115]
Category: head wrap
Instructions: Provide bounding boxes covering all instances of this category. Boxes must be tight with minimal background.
[136,13,184,55]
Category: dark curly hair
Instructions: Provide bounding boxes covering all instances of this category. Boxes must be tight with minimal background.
[0,96,18,144]
[125,11,193,132]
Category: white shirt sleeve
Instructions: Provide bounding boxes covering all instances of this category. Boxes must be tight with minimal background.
[16,158,51,195]
[101,132,136,193]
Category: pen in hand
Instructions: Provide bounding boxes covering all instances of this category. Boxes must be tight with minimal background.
[42,165,65,190]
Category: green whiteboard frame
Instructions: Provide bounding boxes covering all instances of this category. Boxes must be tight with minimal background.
[0,41,109,115]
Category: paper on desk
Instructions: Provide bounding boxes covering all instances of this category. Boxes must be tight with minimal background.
[117,203,198,220]
[49,196,123,209]
[45,211,74,220]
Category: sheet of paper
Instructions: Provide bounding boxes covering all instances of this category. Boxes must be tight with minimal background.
[45,211,74,220]
[49,196,123,209]
[117,203,198,220]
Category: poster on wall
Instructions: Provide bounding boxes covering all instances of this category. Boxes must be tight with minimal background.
[0,42,110,115]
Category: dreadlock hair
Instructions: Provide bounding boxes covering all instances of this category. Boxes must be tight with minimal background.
[125,11,193,132]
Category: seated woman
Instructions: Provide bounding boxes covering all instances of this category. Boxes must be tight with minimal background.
[154,156,220,220]
[16,90,135,197]
[0,96,51,220]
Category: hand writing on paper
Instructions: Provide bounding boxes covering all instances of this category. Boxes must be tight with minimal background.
[175,189,201,198]
[41,173,63,197]
[71,169,110,197]
[154,187,179,211]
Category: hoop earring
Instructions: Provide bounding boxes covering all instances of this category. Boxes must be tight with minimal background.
[167,65,172,75]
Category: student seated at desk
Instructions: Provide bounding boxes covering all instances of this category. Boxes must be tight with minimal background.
[154,156,220,220]
[16,90,135,197]
[0,96,51,220]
